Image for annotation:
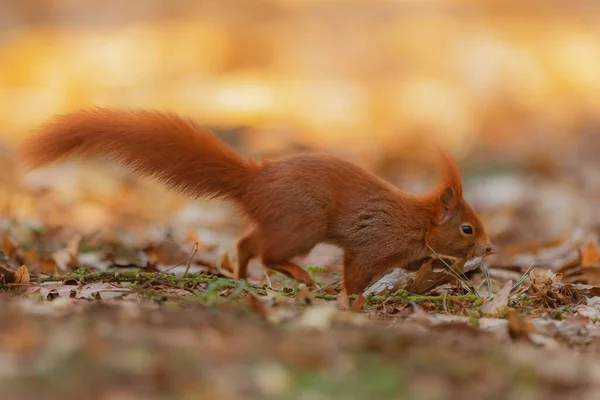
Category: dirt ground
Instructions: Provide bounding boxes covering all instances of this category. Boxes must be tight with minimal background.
[3,143,600,400]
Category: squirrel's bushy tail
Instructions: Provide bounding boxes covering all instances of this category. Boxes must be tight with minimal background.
[19,107,261,200]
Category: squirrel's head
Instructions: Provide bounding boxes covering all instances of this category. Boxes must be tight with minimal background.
[425,150,492,260]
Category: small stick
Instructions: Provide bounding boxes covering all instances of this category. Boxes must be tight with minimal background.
[183,242,199,277]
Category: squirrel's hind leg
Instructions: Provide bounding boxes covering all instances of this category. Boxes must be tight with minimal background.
[236,229,316,287]
[342,250,397,296]
[260,239,317,287]
[236,229,260,280]
[263,261,315,287]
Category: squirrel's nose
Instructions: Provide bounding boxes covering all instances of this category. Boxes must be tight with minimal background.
[485,246,493,253]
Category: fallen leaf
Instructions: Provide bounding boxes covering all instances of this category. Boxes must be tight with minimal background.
[11,265,30,293]
[533,319,561,337]
[77,282,133,300]
[409,302,437,327]
[507,309,537,341]
[364,268,410,296]
[2,235,17,259]
[299,304,338,330]
[581,241,600,265]
[479,318,510,340]
[52,234,81,271]
[481,280,513,316]
[490,231,589,272]
[527,333,560,349]
[557,314,590,336]
[579,265,600,286]
[14,265,30,285]
[247,293,270,320]
[40,258,60,275]
[405,260,449,294]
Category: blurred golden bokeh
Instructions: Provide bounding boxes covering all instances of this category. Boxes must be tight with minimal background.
[1,0,599,163]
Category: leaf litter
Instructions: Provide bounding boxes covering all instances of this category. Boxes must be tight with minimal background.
[2,160,600,399]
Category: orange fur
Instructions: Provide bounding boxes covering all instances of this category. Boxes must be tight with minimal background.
[20,108,492,295]
[20,108,260,201]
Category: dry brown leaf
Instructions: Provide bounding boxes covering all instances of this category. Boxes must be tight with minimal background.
[18,248,40,269]
[505,236,568,256]
[52,234,81,271]
[481,280,513,316]
[2,235,17,259]
[409,302,436,327]
[77,282,133,300]
[580,265,600,286]
[247,293,269,319]
[14,265,30,285]
[574,241,600,286]
[144,240,188,266]
[556,240,600,285]
[581,241,600,265]
[558,314,590,337]
[40,258,60,275]
[489,231,589,272]
[524,269,586,307]
[405,260,449,295]
[507,308,537,341]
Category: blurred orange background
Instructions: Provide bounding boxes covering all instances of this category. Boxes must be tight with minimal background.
[1,0,599,165]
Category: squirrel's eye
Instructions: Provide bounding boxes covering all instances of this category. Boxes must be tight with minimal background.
[461,225,473,235]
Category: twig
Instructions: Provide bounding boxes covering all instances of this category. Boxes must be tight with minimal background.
[184,242,199,277]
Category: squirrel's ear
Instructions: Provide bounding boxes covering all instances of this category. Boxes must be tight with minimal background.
[437,185,457,223]
[434,149,463,223]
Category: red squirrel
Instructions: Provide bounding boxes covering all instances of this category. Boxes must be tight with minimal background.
[19,108,492,295]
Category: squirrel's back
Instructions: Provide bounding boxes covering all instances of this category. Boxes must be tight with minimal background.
[20,108,409,231]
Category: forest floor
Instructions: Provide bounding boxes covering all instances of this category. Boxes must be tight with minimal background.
[2,156,600,400]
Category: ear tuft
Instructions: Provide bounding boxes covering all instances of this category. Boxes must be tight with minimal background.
[437,148,463,199]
